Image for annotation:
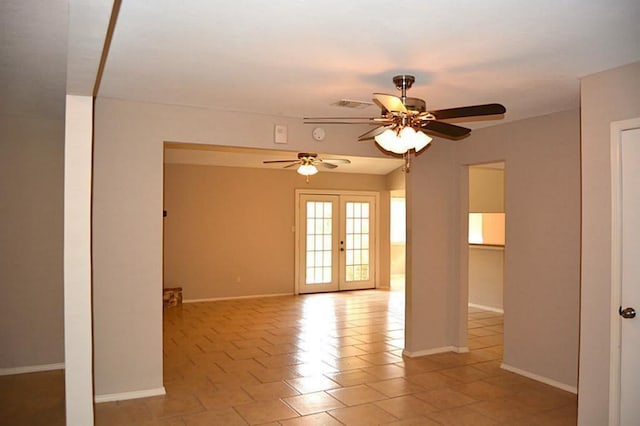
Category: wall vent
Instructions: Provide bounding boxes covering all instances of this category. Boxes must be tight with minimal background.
[331,99,374,109]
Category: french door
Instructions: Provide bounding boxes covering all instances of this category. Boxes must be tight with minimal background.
[296,191,377,294]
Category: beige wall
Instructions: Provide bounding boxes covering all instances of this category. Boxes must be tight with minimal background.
[468,247,504,311]
[0,115,64,370]
[93,96,393,396]
[406,109,581,389]
[405,141,460,353]
[469,167,504,213]
[579,62,640,425]
[386,166,406,191]
[461,109,581,389]
[163,163,390,300]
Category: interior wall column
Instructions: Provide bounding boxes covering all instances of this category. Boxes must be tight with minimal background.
[64,94,95,425]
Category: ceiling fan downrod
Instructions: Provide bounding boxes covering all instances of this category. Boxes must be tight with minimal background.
[392,74,415,104]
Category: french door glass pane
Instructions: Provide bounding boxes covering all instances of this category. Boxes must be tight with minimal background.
[344,202,370,282]
[305,201,333,284]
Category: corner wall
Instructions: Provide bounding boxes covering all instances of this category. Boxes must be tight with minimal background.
[92,97,393,397]
[458,109,581,390]
[405,109,581,391]
[0,115,64,371]
[579,61,640,425]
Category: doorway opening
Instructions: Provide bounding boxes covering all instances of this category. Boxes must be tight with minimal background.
[466,162,506,359]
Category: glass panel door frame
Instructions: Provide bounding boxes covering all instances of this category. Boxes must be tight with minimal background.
[339,195,376,291]
[295,189,379,294]
[298,194,340,294]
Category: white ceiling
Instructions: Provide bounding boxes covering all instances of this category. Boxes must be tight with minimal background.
[100,0,640,123]
[3,1,640,170]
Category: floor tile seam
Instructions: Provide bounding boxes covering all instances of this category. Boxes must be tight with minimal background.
[281,390,346,417]
[326,402,401,423]
[463,399,541,423]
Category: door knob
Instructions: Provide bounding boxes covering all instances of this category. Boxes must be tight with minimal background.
[619,306,637,319]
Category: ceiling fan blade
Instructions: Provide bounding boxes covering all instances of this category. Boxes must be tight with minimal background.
[318,162,338,169]
[284,163,299,169]
[430,103,506,120]
[321,158,351,164]
[304,116,381,120]
[263,159,299,164]
[358,125,392,141]
[302,120,388,125]
[373,93,407,113]
[421,120,471,139]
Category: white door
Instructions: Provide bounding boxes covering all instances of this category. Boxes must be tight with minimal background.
[297,192,376,294]
[620,126,640,426]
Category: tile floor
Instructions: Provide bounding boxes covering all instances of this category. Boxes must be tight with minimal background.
[0,287,577,425]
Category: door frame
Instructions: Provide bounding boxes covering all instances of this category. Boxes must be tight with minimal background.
[609,117,640,425]
[294,189,380,295]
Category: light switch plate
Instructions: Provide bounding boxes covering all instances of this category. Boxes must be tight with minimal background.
[274,124,288,144]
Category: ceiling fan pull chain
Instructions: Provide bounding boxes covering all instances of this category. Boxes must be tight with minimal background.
[403,151,411,172]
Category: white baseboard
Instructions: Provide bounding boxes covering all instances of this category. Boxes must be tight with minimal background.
[184,292,293,303]
[468,303,504,314]
[0,363,65,376]
[403,346,469,357]
[501,363,577,394]
[95,386,166,403]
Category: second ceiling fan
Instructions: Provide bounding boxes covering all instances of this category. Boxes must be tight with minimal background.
[263,152,350,182]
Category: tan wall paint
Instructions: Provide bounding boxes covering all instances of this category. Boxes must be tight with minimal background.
[386,166,406,191]
[468,247,504,311]
[469,167,505,213]
[93,97,393,396]
[579,62,640,425]
[405,141,460,353]
[406,109,581,389]
[0,115,64,369]
[163,163,390,300]
[459,110,580,387]
[459,109,581,389]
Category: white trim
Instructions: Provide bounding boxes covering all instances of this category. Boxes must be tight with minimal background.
[501,363,577,394]
[468,303,504,314]
[94,387,166,403]
[0,363,65,376]
[609,117,640,426]
[402,346,468,358]
[184,292,293,303]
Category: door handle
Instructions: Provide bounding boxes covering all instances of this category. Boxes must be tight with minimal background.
[619,306,637,319]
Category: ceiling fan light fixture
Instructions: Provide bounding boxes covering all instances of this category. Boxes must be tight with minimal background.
[414,130,433,152]
[374,128,398,153]
[374,126,432,154]
[297,164,318,176]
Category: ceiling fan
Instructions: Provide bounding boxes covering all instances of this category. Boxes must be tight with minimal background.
[263,152,351,182]
[304,74,506,170]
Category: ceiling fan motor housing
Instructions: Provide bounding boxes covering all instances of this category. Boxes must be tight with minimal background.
[393,74,415,91]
